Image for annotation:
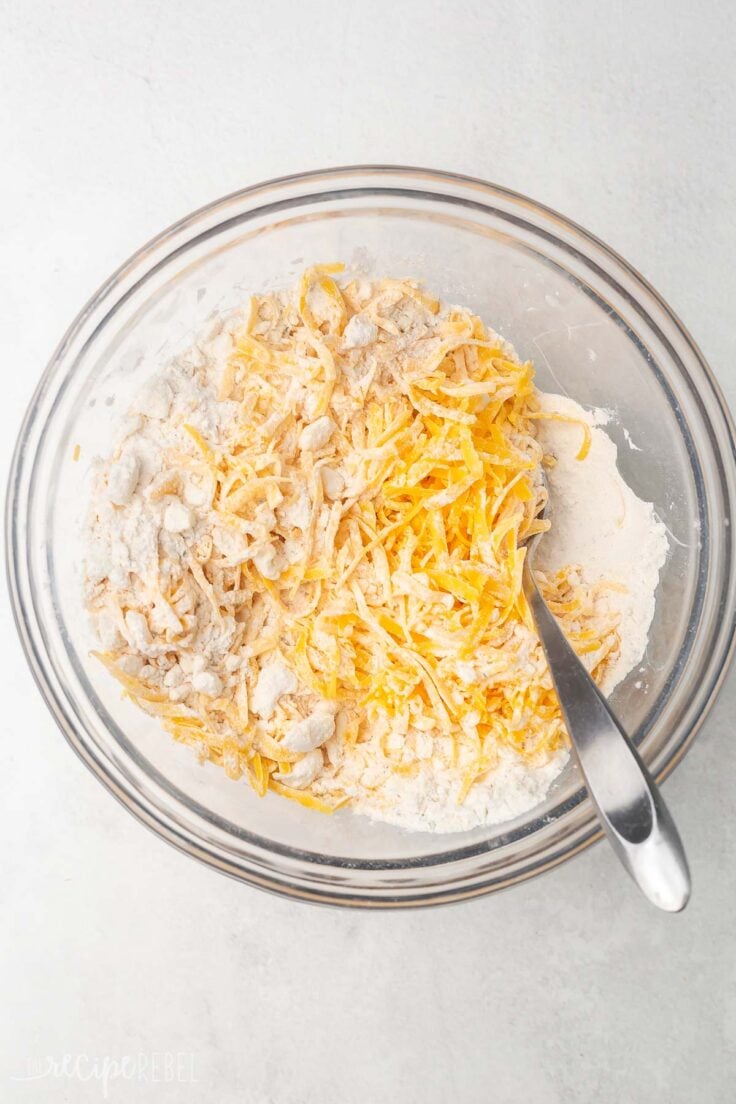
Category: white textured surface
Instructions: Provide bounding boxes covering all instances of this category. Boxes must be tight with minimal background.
[2,2,735,1101]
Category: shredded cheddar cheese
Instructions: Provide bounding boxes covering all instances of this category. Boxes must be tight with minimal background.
[87,268,621,822]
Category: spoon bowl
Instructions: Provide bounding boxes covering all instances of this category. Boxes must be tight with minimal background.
[524,469,691,911]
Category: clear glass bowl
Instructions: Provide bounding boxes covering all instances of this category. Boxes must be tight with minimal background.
[8,167,736,906]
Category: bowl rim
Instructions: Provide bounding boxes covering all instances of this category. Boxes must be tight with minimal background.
[7,164,736,907]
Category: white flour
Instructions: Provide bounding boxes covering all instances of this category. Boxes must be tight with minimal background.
[534,394,668,696]
[356,745,570,833]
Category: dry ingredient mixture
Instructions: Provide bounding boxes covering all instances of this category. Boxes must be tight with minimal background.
[84,267,667,832]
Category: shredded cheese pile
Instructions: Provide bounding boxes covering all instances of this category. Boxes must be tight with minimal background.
[87,267,620,820]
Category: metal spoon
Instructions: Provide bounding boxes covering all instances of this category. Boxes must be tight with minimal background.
[523,476,691,912]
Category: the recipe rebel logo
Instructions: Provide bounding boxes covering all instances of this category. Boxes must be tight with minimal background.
[10,1051,199,1098]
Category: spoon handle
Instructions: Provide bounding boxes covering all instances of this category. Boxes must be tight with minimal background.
[523,569,691,912]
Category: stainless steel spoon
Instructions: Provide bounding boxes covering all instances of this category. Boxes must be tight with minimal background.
[523,478,691,912]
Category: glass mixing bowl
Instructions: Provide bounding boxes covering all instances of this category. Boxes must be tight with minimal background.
[8,167,736,906]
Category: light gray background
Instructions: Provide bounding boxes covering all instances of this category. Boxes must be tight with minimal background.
[2,2,735,1102]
